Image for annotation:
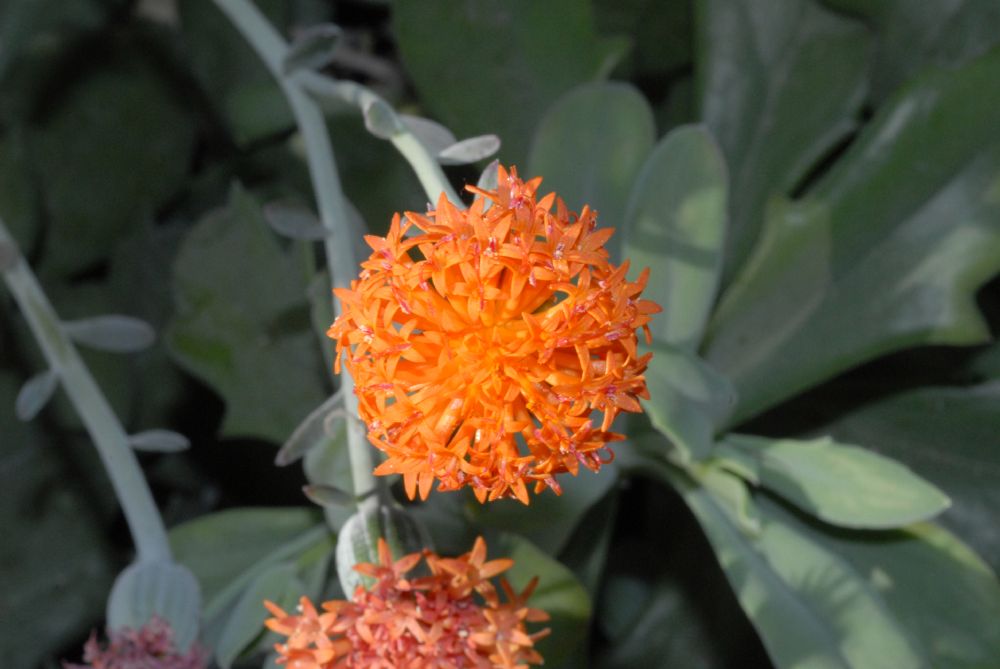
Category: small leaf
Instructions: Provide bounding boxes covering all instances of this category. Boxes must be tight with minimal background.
[0,240,16,271]
[719,434,951,529]
[262,202,328,241]
[275,392,344,467]
[107,560,201,651]
[128,429,190,453]
[282,24,342,74]
[399,115,457,154]
[214,564,299,669]
[64,315,156,353]
[642,343,736,462]
[302,483,355,508]
[336,504,430,595]
[362,99,403,139]
[15,369,59,421]
[437,135,501,165]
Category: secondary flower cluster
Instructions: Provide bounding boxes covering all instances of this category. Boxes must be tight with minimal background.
[328,165,659,503]
[265,537,549,668]
[63,617,206,669]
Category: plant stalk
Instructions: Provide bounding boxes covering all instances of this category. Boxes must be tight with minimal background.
[0,220,171,563]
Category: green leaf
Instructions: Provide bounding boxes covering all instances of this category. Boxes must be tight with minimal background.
[14,369,58,421]
[166,186,327,443]
[63,315,156,353]
[394,0,629,164]
[719,434,950,529]
[471,461,620,555]
[178,0,294,145]
[491,532,592,667]
[128,429,191,453]
[705,48,1000,424]
[622,124,728,350]
[821,0,1000,102]
[263,202,328,241]
[527,81,655,248]
[806,379,1000,572]
[335,504,430,595]
[696,0,871,281]
[782,502,1000,669]
[669,469,925,669]
[214,563,299,669]
[168,507,327,608]
[302,414,354,530]
[29,60,196,277]
[107,560,201,651]
[0,372,115,667]
[642,343,736,462]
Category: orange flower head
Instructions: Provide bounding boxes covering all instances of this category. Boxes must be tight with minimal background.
[328,165,660,503]
[265,537,549,669]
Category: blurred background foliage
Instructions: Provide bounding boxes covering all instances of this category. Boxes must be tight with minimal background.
[1,0,1000,667]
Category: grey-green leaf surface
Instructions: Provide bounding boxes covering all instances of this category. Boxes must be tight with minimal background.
[167,186,327,443]
[107,560,201,651]
[696,0,871,282]
[15,369,58,421]
[263,202,328,241]
[335,504,430,595]
[719,434,950,529]
[275,391,342,466]
[705,48,1000,424]
[128,429,190,453]
[806,379,1000,573]
[168,507,328,608]
[492,532,592,667]
[642,343,736,462]
[669,470,925,669]
[437,135,502,165]
[528,82,655,248]
[622,124,728,350]
[821,0,1000,102]
[214,563,299,669]
[63,315,156,353]
[762,495,1000,669]
[394,0,629,164]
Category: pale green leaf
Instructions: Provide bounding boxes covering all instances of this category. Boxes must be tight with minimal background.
[623,124,728,350]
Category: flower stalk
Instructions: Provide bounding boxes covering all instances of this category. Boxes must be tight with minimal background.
[0,219,171,563]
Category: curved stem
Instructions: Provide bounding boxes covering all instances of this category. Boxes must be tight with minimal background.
[0,221,171,563]
[212,0,379,505]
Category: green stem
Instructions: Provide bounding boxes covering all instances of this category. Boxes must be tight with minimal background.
[212,0,378,504]
[0,221,171,563]
[295,71,462,206]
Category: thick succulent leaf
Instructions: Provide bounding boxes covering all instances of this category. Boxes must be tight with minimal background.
[780,501,1000,669]
[166,186,327,443]
[335,504,430,596]
[806,379,1000,573]
[622,124,728,350]
[669,470,924,669]
[492,532,592,667]
[821,0,1000,101]
[63,315,156,353]
[274,391,343,466]
[642,343,736,462]
[696,0,871,281]
[14,369,58,421]
[128,429,191,453]
[527,81,655,252]
[107,560,201,651]
[706,48,1000,424]
[394,0,629,164]
[214,563,299,669]
[437,135,501,165]
[718,434,950,529]
[399,115,457,154]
